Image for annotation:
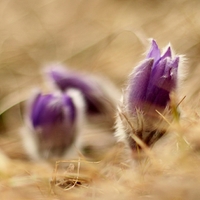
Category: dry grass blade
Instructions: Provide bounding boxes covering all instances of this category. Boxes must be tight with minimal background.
[51,158,100,193]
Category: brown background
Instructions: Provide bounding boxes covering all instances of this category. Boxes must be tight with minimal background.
[1,1,200,198]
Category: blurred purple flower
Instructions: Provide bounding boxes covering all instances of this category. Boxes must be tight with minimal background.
[23,89,85,160]
[47,66,119,116]
[126,39,179,116]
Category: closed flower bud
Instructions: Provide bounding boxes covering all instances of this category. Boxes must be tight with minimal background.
[115,39,180,150]
[21,89,85,160]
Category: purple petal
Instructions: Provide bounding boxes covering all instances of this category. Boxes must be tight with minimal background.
[29,92,78,156]
[163,57,179,81]
[126,58,154,113]
[49,67,108,114]
[161,46,172,59]
[151,58,177,107]
[30,93,76,128]
[153,87,171,107]
[153,76,173,107]
[31,93,53,127]
[145,58,168,105]
[38,98,63,125]
[146,40,161,63]
[49,69,93,93]
[171,56,179,69]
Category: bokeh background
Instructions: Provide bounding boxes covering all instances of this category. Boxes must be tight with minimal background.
[1,0,200,199]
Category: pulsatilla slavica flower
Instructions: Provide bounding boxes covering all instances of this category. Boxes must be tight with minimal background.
[127,39,179,115]
[115,39,180,150]
[48,67,103,114]
[47,65,120,124]
[22,89,85,160]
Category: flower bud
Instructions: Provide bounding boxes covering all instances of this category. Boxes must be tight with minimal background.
[22,89,85,160]
[115,39,180,150]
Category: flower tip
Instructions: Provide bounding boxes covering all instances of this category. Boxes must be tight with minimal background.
[47,66,71,91]
[162,46,172,59]
[147,39,160,61]
[48,65,64,77]
[151,39,158,46]
[150,39,159,50]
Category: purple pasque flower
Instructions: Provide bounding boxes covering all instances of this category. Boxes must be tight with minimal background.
[23,89,85,160]
[126,39,179,116]
[47,65,119,116]
[115,39,180,150]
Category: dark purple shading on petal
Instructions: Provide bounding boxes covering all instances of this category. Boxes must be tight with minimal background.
[31,94,53,127]
[153,75,173,108]
[149,57,178,108]
[127,58,154,113]
[145,58,167,103]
